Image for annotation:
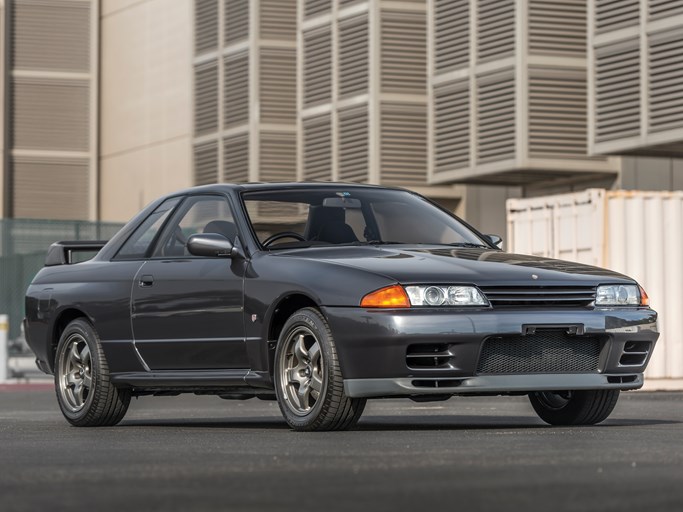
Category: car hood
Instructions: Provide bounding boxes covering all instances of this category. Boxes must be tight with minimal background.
[277,245,633,286]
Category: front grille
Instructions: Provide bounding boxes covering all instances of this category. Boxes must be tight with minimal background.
[476,331,601,374]
[479,286,596,307]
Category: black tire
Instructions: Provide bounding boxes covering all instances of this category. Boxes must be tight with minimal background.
[54,318,131,427]
[529,389,620,426]
[274,307,366,431]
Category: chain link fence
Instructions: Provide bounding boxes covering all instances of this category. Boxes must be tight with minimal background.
[0,219,125,346]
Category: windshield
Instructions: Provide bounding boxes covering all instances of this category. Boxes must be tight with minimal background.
[242,188,490,250]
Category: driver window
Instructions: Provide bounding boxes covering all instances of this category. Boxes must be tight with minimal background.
[153,196,236,258]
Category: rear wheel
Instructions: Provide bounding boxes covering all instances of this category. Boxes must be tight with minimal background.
[529,389,620,425]
[274,307,366,431]
[55,318,131,426]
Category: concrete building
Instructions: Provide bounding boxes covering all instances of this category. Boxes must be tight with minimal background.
[1,0,682,237]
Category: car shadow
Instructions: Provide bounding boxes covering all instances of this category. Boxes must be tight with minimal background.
[117,415,680,431]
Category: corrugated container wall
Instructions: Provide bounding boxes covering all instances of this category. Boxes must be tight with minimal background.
[507,189,683,379]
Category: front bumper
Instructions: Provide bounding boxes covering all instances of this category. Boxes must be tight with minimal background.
[322,306,659,398]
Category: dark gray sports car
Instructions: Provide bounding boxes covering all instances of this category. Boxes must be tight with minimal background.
[25,183,659,431]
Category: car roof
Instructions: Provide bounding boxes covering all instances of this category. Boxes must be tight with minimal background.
[168,182,400,197]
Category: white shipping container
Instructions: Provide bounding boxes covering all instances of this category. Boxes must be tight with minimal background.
[507,189,683,379]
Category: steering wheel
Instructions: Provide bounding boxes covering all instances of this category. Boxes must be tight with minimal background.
[263,232,306,247]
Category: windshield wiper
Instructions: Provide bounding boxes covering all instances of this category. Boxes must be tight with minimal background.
[443,242,490,248]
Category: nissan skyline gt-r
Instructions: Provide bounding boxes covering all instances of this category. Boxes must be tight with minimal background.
[24,183,659,431]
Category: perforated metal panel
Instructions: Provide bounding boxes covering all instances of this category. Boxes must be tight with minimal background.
[477,332,602,374]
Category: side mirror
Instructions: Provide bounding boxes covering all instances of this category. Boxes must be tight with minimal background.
[187,233,235,258]
[484,234,503,248]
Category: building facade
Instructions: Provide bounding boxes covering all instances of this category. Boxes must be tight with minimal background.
[0,0,682,236]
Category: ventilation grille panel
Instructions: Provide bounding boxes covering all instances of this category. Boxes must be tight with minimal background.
[12,0,90,72]
[305,0,331,19]
[434,80,470,174]
[529,69,589,158]
[224,133,249,183]
[381,11,426,94]
[595,40,640,142]
[529,0,586,58]
[260,0,296,40]
[303,114,332,181]
[477,0,515,62]
[477,332,601,374]
[225,0,249,45]
[476,70,515,163]
[339,14,369,99]
[12,78,89,151]
[303,26,332,107]
[260,48,296,124]
[339,105,369,182]
[13,158,90,220]
[194,141,219,186]
[435,0,469,73]
[596,0,639,33]
[649,30,683,132]
[649,0,683,19]
[260,132,297,182]
[195,0,218,55]
[194,60,219,136]
[381,103,427,185]
[224,52,249,128]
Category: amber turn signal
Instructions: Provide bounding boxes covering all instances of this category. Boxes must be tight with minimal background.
[360,285,410,308]
[639,286,650,306]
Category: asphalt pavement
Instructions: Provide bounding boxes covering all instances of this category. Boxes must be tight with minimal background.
[1,386,682,512]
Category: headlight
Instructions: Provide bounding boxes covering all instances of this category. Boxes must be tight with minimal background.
[595,284,641,306]
[405,285,489,307]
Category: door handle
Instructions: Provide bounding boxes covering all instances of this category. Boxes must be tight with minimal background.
[139,274,154,287]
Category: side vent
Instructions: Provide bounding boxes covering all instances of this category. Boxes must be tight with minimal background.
[303,114,333,181]
[381,10,426,94]
[303,25,332,107]
[595,39,640,142]
[338,105,369,182]
[476,70,515,164]
[223,133,249,183]
[434,80,470,175]
[260,132,297,182]
[194,60,219,136]
[648,29,683,132]
[529,0,586,58]
[194,141,219,186]
[477,0,515,62]
[595,0,640,33]
[528,68,589,158]
[224,52,249,128]
[434,0,469,73]
[338,14,369,99]
[260,48,296,124]
[381,103,427,185]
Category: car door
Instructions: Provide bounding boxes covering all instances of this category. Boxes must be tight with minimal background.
[131,195,248,370]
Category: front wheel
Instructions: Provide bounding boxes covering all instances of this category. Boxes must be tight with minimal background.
[55,318,131,426]
[529,389,620,425]
[274,307,366,431]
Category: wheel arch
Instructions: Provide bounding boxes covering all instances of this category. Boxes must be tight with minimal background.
[49,308,92,372]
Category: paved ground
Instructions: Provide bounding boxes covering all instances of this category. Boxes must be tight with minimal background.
[1,388,682,512]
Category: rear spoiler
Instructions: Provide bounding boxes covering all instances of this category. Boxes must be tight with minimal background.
[45,240,109,266]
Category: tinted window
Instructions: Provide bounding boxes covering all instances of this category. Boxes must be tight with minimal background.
[116,197,181,259]
[153,195,235,258]
[242,188,487,249]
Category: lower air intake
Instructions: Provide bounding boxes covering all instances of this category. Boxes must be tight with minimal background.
[477,331,602,374]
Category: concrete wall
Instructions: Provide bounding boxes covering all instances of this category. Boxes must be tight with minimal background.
[99,0,194,222]
[619,157,683,191]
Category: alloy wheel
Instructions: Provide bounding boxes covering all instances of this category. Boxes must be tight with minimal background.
[58,333,93,412]
[278,326,325,415]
